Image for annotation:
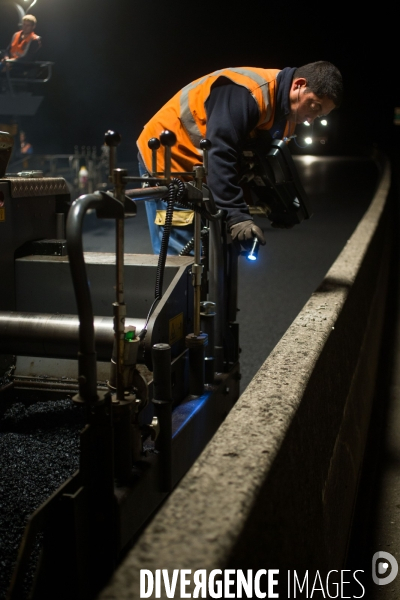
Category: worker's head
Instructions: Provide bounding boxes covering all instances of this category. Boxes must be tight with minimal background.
[22,14,37,34]
[288,61,343,125]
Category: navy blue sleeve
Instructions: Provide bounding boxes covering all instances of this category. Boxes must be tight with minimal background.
[205,80,259,228]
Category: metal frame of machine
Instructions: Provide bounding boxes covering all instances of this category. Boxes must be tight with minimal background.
[0,129,241,599]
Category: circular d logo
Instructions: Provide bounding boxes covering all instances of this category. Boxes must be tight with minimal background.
[372,551,398,586]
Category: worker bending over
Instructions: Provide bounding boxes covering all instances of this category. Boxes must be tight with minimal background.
[137,61,342,255]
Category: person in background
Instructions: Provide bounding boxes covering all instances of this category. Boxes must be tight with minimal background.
[19,130,33,169]
[19,131,33,155]
[1,15,41,71]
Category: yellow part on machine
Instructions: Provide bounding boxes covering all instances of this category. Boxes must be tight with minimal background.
[155,209,194,226]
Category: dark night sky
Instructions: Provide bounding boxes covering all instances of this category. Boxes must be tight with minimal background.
[0,0,398,160]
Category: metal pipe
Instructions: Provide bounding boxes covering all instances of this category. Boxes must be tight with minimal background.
[193,166,205,337]
[0,312,145,359]
[67,194,107,353]
[164,146,171,183]
[152,343,173,492]
[113,169,128,401]
[124,186,169,199]
[208,220,225,372]
[66,192,121,402]
[180,165,209,396]
[147,137,160,176]
[114,217,125,400]
[56,212,65,240]
[185,333,208,396]
[200,302,216,384]
[193,219,202,338]
[104,130,121,181]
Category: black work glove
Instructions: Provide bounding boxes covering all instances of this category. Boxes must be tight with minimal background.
[229,220,266,249]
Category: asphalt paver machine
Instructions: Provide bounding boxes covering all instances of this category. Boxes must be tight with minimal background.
[0,126,311,599]
[0,128,242,599]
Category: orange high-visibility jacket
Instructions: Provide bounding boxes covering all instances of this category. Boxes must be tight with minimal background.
[137,67,296,175]
[9,30,40,59]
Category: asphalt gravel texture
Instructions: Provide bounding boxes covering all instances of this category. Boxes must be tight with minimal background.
[0,398,85,599]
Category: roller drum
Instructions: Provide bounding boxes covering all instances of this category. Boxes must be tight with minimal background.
[0,312,145,360]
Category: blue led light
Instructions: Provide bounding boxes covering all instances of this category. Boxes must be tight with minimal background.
[246,238,259,261]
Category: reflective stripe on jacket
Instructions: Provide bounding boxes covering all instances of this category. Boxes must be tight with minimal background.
[10,30,40,59]
[137,67,296,176]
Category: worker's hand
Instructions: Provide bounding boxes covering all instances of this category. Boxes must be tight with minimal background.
[229,220,266,247]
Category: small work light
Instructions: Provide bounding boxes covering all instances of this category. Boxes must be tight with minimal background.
[246,238,259,261]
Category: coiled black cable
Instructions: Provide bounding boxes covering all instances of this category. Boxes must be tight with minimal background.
[179,226,210,256]
[155,179,182,299]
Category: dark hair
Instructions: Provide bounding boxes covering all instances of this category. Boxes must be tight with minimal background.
[294,61,343,107]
